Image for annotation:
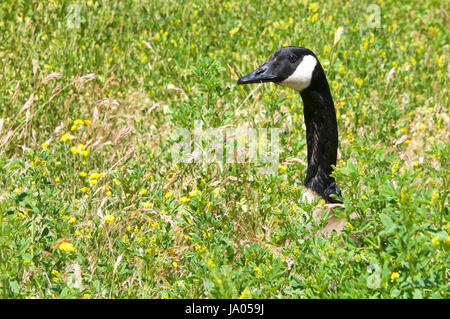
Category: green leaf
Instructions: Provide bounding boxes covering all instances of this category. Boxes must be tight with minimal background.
[379,213,396,234]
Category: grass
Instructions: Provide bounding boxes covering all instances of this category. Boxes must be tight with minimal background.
[0,0,448,298]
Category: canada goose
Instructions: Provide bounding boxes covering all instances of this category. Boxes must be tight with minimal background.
[238,46,342,204]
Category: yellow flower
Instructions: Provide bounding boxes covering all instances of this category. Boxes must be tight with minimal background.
[354,77,364,87]
[229,27,239,36]
[172,261,178,268]
[84,120,92,125]
[239,288,251,299]
[60,133,72,142]
[54,177,60,183]
[80,171,87,178]
[400,191,410,203]
[89,172,102,180]
[391,161,400,176]
[81,150,89,157]
[308,3,318,11]
[310,13,319,22]
[89,179,98,185]
[68,216,76,224]
[143,202,152,208]
[253,266,263,278]
[139,188,148,195]
[105,215,115,224]
[279,164,287,172]
[41,142,49,150]
[189,189,201,197]
[14,187,23,194]
[153,34,160,41]
[179,196,190,203]
[347,131,354,144]
[51,270,61,282]
[80,186,90,193]
[432,236,440,246]
[207,258,215,268]
[390,272,400,282]
[165,192,173,199]
[73,119,84,126]
[202,231,211,238]
[58,242,75,253]
[106,191,112,197]
[70,146,80,155]
[430,191,439,204]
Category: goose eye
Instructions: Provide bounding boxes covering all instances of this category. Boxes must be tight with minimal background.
[288,55,297,63]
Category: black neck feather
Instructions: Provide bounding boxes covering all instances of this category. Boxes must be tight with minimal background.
[300,64,341,203]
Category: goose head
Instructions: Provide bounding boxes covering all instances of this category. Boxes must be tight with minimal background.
[237,46,341,203]
[237,46,319,92]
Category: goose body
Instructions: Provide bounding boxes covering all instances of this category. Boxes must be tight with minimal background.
[238,47,341,203]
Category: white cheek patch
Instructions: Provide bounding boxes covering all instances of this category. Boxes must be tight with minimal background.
[280,55,317,91]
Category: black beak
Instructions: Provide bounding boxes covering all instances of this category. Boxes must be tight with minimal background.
[237,61,278,85]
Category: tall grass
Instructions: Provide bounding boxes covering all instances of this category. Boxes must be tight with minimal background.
[0,0,448,298]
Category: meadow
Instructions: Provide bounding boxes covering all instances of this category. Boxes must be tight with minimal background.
[0,0,448,298]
